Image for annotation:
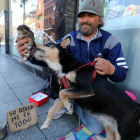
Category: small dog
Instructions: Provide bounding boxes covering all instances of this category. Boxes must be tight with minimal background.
[18,24,140,140]
[33,39,140,140]
[16,25,36,62]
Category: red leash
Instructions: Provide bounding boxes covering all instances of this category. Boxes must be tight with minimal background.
[75,61,95,70]
[60,61,97,89]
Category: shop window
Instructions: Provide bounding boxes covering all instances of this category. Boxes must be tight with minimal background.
[47,8,48,15]
[64,7,66,13]
[46,19,48,27]
[51,6,52,13]
[104,0,140,20]
[38,23,40,28]
[61,6,64,12]
[49,17,51,25]
[45,0,48,3]
[48,8,50,14]
[44,9,46,16]
[39,16,43,21]
[102,0,140,30]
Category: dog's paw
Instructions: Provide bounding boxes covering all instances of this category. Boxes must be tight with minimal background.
[19,59,25,63]
[27,46,31,49]
[24,53,29,57]
[40,124,49,130]
[68,104,74,115]
[94,135,104,140]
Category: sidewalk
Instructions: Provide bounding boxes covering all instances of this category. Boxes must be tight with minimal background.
[0,52,79,140]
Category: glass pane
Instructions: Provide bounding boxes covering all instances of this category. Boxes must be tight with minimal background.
[78,0,140,96]
[0,12,5,54]
[103,0,140,30]
[9,0,28,56]
[103,0,140,98]
[10,0,76,53]
[65,0,76,35]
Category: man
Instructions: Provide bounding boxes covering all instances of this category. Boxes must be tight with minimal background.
[17,0,128,134]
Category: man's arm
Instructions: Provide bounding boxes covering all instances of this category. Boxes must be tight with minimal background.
[29,57,47,66]
[95,42,128,83]
[17,37,29,57]
[17,37,47,67]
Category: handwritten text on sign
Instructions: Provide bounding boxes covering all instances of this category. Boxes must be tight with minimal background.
[7,103,38,133]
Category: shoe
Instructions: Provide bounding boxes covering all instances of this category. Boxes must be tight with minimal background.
[53,98,67,120]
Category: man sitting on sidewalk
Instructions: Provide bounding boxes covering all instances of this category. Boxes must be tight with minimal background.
[16,0,128,135]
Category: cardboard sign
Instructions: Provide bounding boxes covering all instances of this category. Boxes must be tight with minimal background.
[7,103,38,133]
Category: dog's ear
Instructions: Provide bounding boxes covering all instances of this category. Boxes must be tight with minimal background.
[60,37,71,49]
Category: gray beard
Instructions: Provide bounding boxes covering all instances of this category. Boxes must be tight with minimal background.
[79,25,96,36]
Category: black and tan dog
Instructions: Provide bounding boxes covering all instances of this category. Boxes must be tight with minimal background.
[17,25,140,140]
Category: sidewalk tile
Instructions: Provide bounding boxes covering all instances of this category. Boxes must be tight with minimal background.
[0,89,18,105]
[0,100,22,123]
[3,125,46,140]
[12,83,45,99]
[20,97,54,116]
[0,73,3,79]
[5,75,44,88]
[38,113,79,140]
[0,78,11,91]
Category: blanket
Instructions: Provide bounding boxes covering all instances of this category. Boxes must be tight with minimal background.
[57,125,107,140]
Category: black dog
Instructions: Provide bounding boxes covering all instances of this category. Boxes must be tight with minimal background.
[17,25,140,140]
[32,38,140,140]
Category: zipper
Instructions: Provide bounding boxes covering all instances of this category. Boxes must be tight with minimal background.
[87,44,89,51]
[87,43,90,62]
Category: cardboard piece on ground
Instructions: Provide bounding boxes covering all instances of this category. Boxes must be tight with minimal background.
[7,103,38,133]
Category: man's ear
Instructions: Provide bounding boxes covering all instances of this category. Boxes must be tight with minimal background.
[60,37,71,49]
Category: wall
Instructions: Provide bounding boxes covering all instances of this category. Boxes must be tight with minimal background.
[103,0,140,102]
[0,0,9,43]
[0,0,8,13]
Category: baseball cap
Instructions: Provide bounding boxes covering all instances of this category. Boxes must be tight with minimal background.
[77,0,104,18]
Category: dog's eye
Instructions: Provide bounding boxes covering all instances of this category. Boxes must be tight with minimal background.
[45,43,51,47]
[45,43,55,48]
[50,45,55,48]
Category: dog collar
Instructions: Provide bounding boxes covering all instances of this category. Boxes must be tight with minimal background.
[60,61,97,89]
[27,47,37,61]
[60,76,71,89]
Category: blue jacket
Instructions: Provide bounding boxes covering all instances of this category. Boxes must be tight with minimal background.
[57,29,128,83]
[31,29,128,83]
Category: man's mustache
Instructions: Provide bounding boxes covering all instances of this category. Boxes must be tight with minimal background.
[81,23,92,27]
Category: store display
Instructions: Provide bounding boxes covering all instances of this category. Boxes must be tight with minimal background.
[124,4,140,15]
[106,5,126,19]
[104,7,109,18]
[104,1,109,19]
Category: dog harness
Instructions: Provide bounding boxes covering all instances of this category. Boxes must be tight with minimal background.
[27,47,37,61]
[60,61,97,89]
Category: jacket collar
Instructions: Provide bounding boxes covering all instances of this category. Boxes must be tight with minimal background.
[76,29,102,41]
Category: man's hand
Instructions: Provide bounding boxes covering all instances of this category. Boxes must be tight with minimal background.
[17,37,30,57]
[94,58,115,75]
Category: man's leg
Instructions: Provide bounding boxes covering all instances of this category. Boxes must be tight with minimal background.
[74,103,104,134]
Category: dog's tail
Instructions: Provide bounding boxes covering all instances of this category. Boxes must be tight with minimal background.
[135,102,140,137]
[136,102,140,107]
[136,119,140,138]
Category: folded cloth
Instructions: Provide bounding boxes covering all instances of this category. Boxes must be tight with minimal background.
[53,109,67,120]
[57,125,107,140]
[53,98,68,120]
[125,90,137,101]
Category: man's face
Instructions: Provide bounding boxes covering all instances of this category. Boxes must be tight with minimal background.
[78,12,101,36]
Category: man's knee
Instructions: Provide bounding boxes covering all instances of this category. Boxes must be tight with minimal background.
[74,104,104,134]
